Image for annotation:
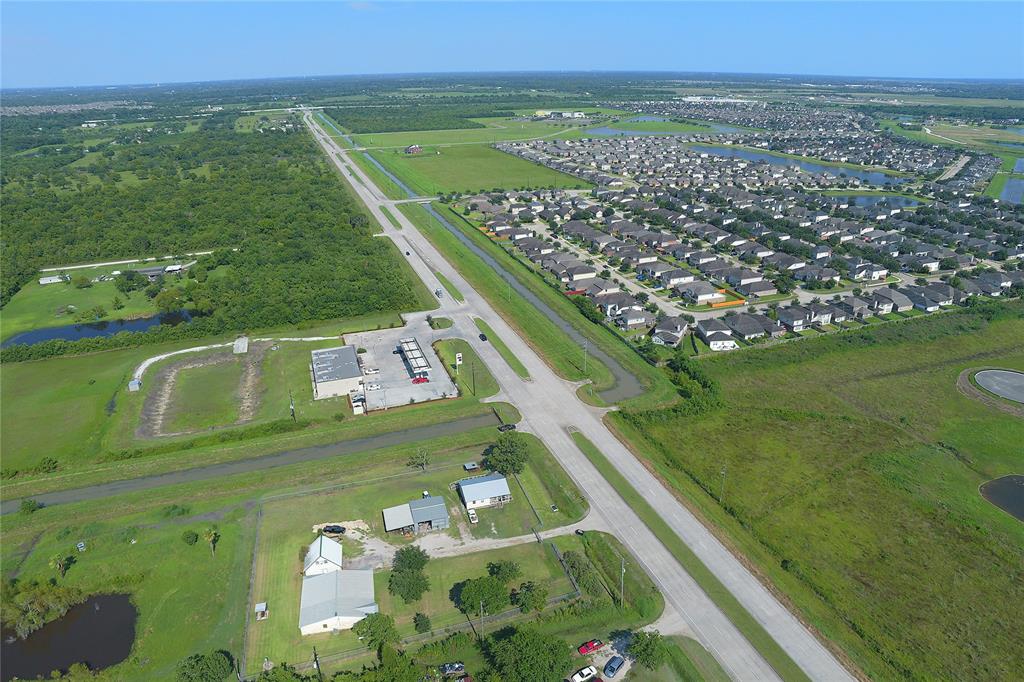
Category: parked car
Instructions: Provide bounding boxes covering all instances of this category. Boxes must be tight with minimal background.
[575,529,586,536]
[366,383,382,391]
[603,656,625,678]
[392,349,402,355]
[363,367,380,375]
[571,666,598,682]
[412,377,429,385]
[578,639,604,655]
[479,332,488,341]
[497,423,517,432]
[439,662,465,677]
[467,509,479,524]
[322,525,345,535]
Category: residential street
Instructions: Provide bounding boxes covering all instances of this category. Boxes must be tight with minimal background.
[305,112,856,682]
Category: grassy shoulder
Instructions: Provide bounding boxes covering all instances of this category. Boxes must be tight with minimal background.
[570,431,811,682]
[433,338,499,399]
[612,306,1024,681]
[473,318,530,379]
[434,271,464,302]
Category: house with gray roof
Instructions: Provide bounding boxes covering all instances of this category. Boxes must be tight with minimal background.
[457,472,512,510]
[298,534,377,635]
[382,495,450,535]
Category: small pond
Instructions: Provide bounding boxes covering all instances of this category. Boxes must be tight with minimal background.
[1,311,191,348]
[1013,157,1024,173]
[690,144,906,185]
[627,115,669,122]
[1,594,137,681]
[980,475,1024,522]
[1000,177,1024,204]
[828,194,921,208]
[974,369,1024,403]
[993,140,1024,151]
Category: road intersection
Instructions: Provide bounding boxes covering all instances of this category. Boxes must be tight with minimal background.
[305,112,856,682]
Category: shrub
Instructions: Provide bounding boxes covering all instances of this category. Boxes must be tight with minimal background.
[413,612,431,633]
[182,531,199,546]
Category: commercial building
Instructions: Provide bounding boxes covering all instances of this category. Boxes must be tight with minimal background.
[310,346,363,400]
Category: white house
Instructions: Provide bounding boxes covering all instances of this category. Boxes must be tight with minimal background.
[457,473,512,510]
[298,535,377,635]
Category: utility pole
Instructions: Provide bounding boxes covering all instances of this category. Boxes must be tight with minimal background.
[479,599,485,638]
[472,361,476,397]
[621,555,626,608]
[288,388,296,422]
[720,465,728,505]
[582,340,588,375]
[311,646,324,682]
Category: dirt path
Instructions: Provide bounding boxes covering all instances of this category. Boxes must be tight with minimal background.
[136,351,237,438]
[136,343,270,439]
[956,367,1024,418]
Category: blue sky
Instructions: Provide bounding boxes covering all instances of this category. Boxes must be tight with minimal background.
[3,1,1022,88]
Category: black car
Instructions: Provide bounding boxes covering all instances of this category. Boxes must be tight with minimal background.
[392,349,402,355]
[497,424,517,432]
[479,333,488,341]
[322,525,346,535]
[439,662,465,676]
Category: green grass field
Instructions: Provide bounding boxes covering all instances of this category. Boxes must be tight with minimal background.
[473,318,530,379]
[602,119,711,133]
[350,117,580,149]
[433,339,498,399]
[163,357,244,433]
[366,144,588,196]
[1,273,167,343]
[613,310,1024,681]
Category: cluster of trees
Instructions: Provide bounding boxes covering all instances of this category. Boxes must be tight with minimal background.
[2,121,425,354]
[454,559,547,618]
[325,105,516,134]
[388,546,430,604]
[0,579,85,639]
[482,432,530,476]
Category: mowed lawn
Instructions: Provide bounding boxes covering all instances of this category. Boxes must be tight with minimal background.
[245,442,581,670]
[1,277,160,342]
[616,313,1024,681]
[2,502,254,680]
[349,117,578,149]
[163,358,245,433]
[366,144,588,196]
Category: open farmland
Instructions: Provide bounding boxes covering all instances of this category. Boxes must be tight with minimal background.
[348,116,584,149]
[614,309,1024,681]
[366,144,589,196]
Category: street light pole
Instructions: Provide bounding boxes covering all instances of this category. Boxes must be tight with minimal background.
[621,555,626,608]
[720,465,728,505]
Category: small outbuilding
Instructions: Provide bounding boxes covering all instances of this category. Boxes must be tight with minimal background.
[382,494,449,534]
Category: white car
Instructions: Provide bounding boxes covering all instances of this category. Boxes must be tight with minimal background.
[366,383,382,391]
[363,367,380,375]
[571,666,598,682]
[467,509,479,524]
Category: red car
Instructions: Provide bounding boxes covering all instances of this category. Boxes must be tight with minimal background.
[577,639,604,656]
[412,377,429,384]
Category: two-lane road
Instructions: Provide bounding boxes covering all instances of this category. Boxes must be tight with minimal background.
[305,112,856,682]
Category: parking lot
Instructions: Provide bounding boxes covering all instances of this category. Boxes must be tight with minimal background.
[346,322,459,412]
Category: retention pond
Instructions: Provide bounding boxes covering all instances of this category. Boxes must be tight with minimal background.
[980,475,1024,522]
[1,594,137,680]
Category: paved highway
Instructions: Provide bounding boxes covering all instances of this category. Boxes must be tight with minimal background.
[305,112,856,682]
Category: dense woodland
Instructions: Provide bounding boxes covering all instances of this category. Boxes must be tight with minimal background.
[1,112,427,348]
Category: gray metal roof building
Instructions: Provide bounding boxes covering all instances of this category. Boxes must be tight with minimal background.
[310,346,363,400]
[382,495,449,533]
[298,569,378,634]
[457,472,513,510]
